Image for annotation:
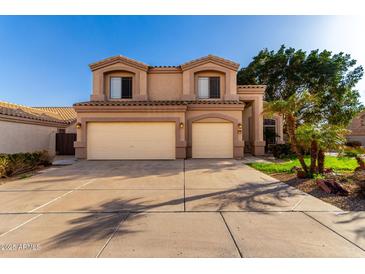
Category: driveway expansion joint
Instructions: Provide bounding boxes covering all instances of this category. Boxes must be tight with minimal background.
[96,213,129,258]
[219,212,243,258]
[302,211,365,253]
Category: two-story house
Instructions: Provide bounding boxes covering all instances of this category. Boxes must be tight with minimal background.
[73,54,284,160]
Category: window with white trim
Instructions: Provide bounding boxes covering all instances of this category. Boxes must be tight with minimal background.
[110,77,132,99]
[198,77,220,99]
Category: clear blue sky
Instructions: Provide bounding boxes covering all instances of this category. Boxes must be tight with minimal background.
[0,16,364,106]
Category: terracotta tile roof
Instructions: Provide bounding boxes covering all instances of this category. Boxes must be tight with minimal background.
[0,101,75,125]
[33,107,77,123]
[74,100,245,107]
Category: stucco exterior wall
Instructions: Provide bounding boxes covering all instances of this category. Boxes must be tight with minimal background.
[74,107,245,159]
[65,123,76,133]
[242,105,252,143]
[147,73,183,100]
[90,58,238,102]
[347,111,365,145]
[0,120,57,155]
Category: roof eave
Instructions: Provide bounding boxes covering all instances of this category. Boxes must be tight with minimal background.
[89,55,149,72]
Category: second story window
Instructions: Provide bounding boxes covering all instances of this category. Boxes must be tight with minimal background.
[110,77,132,99]
[198,77,220,99]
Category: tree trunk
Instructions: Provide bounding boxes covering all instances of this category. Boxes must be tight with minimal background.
[286,114,309,174]
[317,149,325,174]
[355,156,365,170]
[310,140,318,176]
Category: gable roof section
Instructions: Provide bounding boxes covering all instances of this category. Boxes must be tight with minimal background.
[0,101,76,126]
[89,54,240,72]
[89,55,149,71]
[180,54,240,71]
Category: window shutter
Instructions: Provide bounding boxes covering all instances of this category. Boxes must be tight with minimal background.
[198,77,209,99]
[110,78,122,99]
[209,77,220,98]
[122,77,132,99]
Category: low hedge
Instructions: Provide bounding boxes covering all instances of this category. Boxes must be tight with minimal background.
[0,151,52,178]
[268,143,295,159]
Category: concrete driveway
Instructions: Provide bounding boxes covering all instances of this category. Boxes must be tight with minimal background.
[0,159,364,257]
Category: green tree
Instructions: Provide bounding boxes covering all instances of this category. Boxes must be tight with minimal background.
[264,92,317,174]
[238,45,364,126]
[247,45,364,177]
[296,124,349,176]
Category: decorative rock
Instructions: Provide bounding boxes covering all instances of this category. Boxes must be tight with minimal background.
[316,179,349,196]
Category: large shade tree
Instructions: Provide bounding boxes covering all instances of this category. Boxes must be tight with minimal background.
[238,45,364,127]
[240,45,364,177]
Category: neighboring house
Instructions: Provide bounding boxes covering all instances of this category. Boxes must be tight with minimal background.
[73,54,284,160]
[0,101,76,155]
[347,110,365,145]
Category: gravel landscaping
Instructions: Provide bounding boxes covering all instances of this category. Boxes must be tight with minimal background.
[271,173,365,211]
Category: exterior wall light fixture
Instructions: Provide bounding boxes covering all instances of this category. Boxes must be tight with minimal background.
[237,123,242,134]
[179,122,184,128]
[76,122,82,129]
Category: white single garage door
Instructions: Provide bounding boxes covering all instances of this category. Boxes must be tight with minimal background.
[192,122,233,158]
[87,122,175,160]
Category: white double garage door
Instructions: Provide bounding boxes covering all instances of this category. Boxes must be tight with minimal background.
[87,122,233,160]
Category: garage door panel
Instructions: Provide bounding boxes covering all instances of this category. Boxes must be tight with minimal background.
[192,122,233,158]
[87,122,175,160]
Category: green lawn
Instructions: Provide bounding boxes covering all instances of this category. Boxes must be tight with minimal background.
[248,156,358,174]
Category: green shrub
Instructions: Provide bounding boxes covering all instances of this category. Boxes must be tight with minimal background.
[268,143,295,159]
[0,150,52,178]
[340,146,365,158]
[0,156,11,177]
[343,149,358,158]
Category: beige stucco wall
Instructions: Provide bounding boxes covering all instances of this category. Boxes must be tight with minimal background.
[147,73,182,100]
[347,111,365,145]
[65,123,76,133]
[74,107,245,159]
[242,105,252,143]
[90,59,238,102]
[0,120,57,155]
[347,112,365,136]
